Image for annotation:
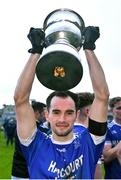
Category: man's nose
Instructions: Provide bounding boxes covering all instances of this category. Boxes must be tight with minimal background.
[59,114,65,122]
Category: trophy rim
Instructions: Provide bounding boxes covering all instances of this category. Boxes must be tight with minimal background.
[43,8,85,31]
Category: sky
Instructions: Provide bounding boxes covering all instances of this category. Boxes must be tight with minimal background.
[0,0,121,108]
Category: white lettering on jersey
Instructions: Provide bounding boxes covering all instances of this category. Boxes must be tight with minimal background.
[48,154,83,178]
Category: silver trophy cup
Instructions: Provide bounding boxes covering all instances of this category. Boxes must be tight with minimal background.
[36,8,85,91]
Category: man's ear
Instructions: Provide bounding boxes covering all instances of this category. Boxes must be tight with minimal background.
[85,108,89,115]
[85,106,91,116]
[76,110,80,119]
[44,109,49,122]
[34,111,40,120]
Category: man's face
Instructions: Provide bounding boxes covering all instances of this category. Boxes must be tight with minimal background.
[47,96,77,137]
[113,101,121,120]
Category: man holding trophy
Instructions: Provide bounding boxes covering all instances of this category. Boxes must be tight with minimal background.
[14,9,109,179]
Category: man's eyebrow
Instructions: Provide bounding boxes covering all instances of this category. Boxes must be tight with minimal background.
[52,109,60,112]
[52,109,75,112]
[66,109,75,113]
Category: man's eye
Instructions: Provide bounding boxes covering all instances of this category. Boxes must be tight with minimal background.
[53,111,60,114]
[67,111,74,115]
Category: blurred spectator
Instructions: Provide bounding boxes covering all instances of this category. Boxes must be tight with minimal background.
[73,92,103,179]
[103,96,121,179]
[3,117,16,146]
[107,102,113,123]
[32,101,51,134]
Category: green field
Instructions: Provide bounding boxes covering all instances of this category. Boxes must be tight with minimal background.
[0,130,14,179]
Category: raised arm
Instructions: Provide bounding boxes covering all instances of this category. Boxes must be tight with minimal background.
[14,28,45,139]
[82,26,110,135]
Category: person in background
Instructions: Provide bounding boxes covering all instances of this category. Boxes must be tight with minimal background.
[14,26,109,179]
[11,101,50,179]
[73,92,103,179]
[3,117,16,146]
[74,92,94,131]
[31,101,51,134]
[107,102,113,123]
[103,96,121,179]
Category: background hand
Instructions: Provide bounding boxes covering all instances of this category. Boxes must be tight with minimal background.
[116,141,121,164]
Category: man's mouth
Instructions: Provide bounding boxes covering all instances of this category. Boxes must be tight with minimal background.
[56,123,68,127]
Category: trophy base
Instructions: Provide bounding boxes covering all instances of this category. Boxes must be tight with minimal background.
[36,44,83,91]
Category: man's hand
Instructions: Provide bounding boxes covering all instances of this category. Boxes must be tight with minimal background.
[28,27,45,54]
[82,26,100,50]
[116,141,121,164]
[117,149,121,165]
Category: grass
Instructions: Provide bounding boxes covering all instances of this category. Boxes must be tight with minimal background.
[0,130,14,179]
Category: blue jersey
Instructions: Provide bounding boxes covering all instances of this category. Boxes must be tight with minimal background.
[20,128,104,179]
[104,120,121,179]
[73,123,86,134]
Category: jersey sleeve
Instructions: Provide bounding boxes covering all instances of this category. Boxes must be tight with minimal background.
[19,129,49,165]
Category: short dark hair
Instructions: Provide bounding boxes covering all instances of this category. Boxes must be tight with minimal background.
[32,101,46,113]
[77,92,94,109]
[109,96,121,109]
[46,91,78,111]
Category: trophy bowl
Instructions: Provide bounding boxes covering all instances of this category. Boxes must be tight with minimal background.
[36,8,85,91]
